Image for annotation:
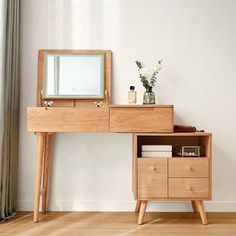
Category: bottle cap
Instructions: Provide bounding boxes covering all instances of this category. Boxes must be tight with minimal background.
[130,86,135,90]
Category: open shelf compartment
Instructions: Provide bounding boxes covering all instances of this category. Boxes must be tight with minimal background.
[136,133,211,158]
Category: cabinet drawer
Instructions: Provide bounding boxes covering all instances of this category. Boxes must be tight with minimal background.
[27,107,109,132]
[138,158,167,198]
[110,105,173,132]
[169,178,209,198]
[169,158,209,178]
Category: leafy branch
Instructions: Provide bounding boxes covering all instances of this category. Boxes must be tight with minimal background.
[135,60,162,90]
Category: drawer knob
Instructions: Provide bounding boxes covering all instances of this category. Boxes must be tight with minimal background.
[186,186,192,191]
[150,166,157,171]
[186,166,193,171]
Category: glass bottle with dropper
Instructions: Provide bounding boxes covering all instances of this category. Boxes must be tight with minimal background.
[128,86,137,104]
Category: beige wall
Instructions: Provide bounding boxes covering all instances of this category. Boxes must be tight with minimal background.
[18,0,236,211]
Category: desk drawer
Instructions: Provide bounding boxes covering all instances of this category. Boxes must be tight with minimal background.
[138,158,167,198]
[169,178,209,198]
[169,158,209,178]
[110,105,173,132]
[27,107,109,132]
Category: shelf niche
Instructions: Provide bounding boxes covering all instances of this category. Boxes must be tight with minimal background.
[137,134,211,158]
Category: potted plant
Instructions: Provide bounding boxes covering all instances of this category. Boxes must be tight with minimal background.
[135,60,162,104]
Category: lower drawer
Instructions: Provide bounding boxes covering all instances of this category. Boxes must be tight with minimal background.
[169,178,209,198]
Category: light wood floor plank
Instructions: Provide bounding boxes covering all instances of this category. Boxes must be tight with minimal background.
[1,212,236,236]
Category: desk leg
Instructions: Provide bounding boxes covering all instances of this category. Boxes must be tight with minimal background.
[42,134,53,214]
[196,200,208,225]
[135,200,141,213]
[138,200,148,225]
[191,200,198,213]
[34,133,46,223]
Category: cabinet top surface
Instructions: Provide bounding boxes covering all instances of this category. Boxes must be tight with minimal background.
[134,132,212,136]
[110,104,173,108]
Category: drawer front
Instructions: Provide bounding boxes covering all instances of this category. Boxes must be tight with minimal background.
[27,107,109,132]
[169,158,209,178]
[169,178,209,198]
[138,158,167,198]
[110,107,173,132]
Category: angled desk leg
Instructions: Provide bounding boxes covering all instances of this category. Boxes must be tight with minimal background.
[196,200,208,225]
[191,200,198,213]
[42,133,54,214]
[138,200,148,225]
[135,200,141,213]
[34,132,47,223]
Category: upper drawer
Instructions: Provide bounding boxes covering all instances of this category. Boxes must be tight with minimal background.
[27,107,109,132]
[110,105,173,132]
[168,158,209,178]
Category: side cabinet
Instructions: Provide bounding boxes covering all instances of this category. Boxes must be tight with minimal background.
[133,133,212,200]
[133,133,212,224]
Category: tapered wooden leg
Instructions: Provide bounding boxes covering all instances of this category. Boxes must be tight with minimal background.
[191,200,198,213]
[196,200,208,225]
[138,201,148,225]
[34,133,46,223]
[135,200,141,213]
[42,134,53,214]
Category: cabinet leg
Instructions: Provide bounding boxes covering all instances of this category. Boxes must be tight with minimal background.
[191,200,198,213]
[135,200,141,213]
[196,200,208,225]
[42,134,53,214]
[34,133,46,223]
[138,201,148,225]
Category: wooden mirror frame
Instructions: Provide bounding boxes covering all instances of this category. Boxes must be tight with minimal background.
[37,49,112,107]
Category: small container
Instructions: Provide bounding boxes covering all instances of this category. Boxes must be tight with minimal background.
[176,145,200,157]
[128,86,137,104]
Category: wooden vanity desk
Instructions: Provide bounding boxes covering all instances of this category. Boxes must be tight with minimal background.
[27,50,212,225]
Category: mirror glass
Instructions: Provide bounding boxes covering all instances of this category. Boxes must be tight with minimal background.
[44,54,104,99]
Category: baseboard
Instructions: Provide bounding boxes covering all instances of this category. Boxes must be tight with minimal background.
[17,201,236,212]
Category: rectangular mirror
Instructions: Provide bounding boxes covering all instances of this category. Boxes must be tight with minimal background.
[44,53,104,99]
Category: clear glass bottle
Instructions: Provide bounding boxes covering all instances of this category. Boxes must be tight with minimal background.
[128,86,137,104]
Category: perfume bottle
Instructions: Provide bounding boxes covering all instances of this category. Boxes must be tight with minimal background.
[128,86,137,104]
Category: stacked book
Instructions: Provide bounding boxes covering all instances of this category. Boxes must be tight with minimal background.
[141,145,172,158]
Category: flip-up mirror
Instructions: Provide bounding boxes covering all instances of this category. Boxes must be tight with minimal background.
[45,54,104,99]
[37,50,112,106]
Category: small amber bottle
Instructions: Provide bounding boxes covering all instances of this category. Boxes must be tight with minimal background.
[128,86,137,104]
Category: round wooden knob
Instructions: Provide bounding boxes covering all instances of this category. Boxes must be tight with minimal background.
[186,166,192,171]
[150,166,156,171]
[186,186,192,191]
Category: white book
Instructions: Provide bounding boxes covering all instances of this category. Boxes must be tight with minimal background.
[142,145,172,152]
[142,151,172,158]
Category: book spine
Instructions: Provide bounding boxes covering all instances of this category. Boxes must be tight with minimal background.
[141,151,172,158]
[142,145,172,151]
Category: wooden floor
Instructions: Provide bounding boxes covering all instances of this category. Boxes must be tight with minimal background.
[1,212,236,236]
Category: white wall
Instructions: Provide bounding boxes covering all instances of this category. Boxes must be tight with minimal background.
[19,0,236,212]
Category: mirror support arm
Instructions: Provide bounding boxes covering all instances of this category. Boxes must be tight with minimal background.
[105,90,109,104]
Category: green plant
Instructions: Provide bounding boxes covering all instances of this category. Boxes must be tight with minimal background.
[135,60,162,90]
